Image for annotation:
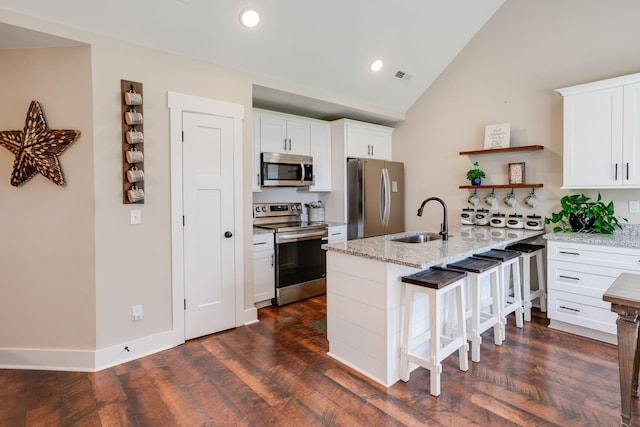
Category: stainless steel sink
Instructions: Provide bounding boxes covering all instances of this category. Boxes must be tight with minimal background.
[389,232,442,243]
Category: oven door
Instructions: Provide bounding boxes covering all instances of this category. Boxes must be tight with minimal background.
[275,230,327,289]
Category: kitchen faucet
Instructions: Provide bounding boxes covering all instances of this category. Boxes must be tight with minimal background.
[417,197,449,241]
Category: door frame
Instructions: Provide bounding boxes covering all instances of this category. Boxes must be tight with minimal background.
[168,92,245,345]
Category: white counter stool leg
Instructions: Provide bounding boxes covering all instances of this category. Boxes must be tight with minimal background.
[400,266,469,397]
[474,249,524,340]
[447,257,503,362]
[506,243,547,322]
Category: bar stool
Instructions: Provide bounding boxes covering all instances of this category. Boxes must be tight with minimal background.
[505,242,547,322]
[447,256,503,362]
[474,249,524,339]
[400,266,469,397]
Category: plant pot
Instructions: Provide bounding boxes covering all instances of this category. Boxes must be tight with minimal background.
[471,177,482,186]
[569,213,596,232]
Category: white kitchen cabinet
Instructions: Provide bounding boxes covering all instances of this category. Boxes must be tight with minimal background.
[255,109,310,156]
[252,114,262,191]
[333,119,393,161]
[556,73,640,188]
[546,240,640,344]
[253,232,275,307]
[309,123,332,191]
[328,224,347,243]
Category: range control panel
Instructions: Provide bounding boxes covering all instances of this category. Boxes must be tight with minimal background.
[253,202,303,218]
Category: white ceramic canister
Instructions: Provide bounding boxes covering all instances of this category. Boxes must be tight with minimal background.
[506,213,524,229]
[490,213,506,228]
[474,208,490,226]
[524,214,545,231]
[461,208,475,225]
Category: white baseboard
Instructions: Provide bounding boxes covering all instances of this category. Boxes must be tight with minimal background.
[0,330,177,372]
[244,306,258,325]
[0,347,96,372]
[94,330,177,371]
[1,308,259,372]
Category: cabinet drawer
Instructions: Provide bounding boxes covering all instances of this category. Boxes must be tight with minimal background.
[328,225,347,243]
[547,260,622,298]
[547,241,640,271]
[253,233,274,251]
[548,290,617,335]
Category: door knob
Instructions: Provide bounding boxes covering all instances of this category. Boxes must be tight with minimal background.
[224,231,233,238]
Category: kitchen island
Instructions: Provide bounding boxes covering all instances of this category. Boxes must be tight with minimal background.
[322,224,544,386]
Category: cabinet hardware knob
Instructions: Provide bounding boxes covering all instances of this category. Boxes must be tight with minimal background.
[224,231,233,238]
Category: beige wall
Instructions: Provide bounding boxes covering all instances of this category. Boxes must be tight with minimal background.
[0,46,95,348]
[0,7,402,359]
[394,0,640,233]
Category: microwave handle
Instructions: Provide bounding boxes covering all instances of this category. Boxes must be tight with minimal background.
[300,162,305,184]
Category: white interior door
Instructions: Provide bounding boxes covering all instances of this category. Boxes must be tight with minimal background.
[182,111,235,340]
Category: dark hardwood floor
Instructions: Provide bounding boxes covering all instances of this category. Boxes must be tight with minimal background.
[1,295,637,426]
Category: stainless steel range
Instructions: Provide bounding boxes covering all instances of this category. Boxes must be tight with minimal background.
[253,202,328,306]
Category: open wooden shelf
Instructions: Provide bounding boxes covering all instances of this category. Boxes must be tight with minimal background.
[459,145,544,156]
[459,184,544,189]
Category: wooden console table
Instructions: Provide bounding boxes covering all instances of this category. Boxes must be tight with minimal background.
[603,273,640,427]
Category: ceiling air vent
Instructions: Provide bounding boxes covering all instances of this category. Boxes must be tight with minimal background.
[394,70,412,81]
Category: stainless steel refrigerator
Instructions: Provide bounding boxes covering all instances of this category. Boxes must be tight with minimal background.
[347,158,405,239]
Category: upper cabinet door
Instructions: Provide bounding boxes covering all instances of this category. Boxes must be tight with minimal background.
[557,72,640,189]
[259,115,288,154]
[345,124,372,158]
[345,122,392,160]
[258,113,310,155]
[623,82,640,186]
[285,119,311,156]
[562,87,623,188]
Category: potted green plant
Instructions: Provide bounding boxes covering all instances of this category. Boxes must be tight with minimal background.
[545,193,626,234]
[466,161,486,185]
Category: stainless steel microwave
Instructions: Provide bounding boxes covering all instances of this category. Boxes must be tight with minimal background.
[261,152,313,187]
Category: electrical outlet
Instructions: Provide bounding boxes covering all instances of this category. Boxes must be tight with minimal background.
[130,209,141,225]
[132,305,143,321]
[629,201,640,214]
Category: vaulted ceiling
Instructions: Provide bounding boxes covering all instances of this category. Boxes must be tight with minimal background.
[0,0,504,122]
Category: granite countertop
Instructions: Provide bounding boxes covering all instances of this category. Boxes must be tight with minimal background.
[323,224,544,269]
[543,224,640,249]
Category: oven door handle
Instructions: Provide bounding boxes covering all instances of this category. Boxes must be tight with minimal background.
[277,231,327,243]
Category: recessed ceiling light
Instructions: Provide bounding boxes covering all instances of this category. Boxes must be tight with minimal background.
[240,9,260,28]
[369,59,384,72]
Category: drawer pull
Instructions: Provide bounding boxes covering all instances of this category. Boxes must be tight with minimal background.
[331,232,341,236]
[559,251,580,256]
[559,305,581,313]
[559,275,580,281]
[253,241,268,246]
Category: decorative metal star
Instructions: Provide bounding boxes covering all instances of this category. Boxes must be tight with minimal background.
[0,101,80,187]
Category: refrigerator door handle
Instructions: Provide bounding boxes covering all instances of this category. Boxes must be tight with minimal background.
[381,168,391,227]
[379,168,386,225]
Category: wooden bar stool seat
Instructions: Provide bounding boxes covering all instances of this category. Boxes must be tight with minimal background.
[400,266,469,396]
[505,242,547,322]
[447,256,503,362]
[474,249,524,339]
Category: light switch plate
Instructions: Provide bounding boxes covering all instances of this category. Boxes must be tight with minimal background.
[130,209,141,224]
[629,201,640,214]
